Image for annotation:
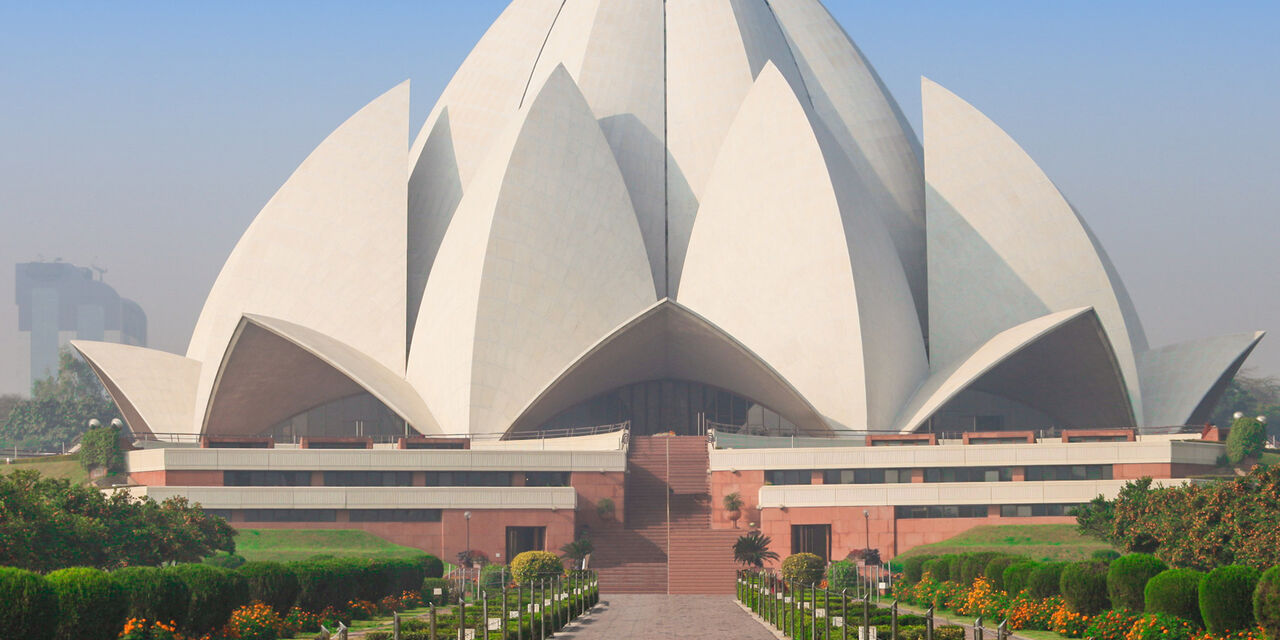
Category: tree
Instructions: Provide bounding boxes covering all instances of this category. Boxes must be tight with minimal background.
[723,492,744,527]
[1211,372,1280,438]
[1226,415,1267,464]
[0,349,121,451]
[733,531,779,569]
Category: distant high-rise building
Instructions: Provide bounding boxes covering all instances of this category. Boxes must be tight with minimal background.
[15,261,146,391]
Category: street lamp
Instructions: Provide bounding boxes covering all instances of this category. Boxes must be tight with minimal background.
[464,511,472,565]
[863,509,871,556]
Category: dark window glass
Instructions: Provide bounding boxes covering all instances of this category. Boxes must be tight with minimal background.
[349,509,442,522]
[243,509,336,522]
[765,470,811,485]
[1024,465,1112,481]
[424,471,513,487]
[523,472,571,487]
[323,471,412,486]
[895,505,988,519]
[999,503,1080,517]
[224,470,312,486]
[923,467,1013,483]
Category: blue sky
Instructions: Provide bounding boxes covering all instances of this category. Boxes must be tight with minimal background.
[0,1,1276,395]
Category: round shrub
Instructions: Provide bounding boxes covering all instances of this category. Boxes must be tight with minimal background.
[780,553,825,584]
[903,555,935,584]
[1060,561,1110,615]
[511,551,564,583]
[1255,566,1280,640]
[961,552,1000,586]
[0,567,58,640]
[203,552,247,569]
[1144,568,1204,628]
[289,559,357,613]
[1029,561,1067,598]
[1107,553,1168,611]
[420,554,445,579]
[1227,416,1267,464]
[1003,561,1038,595]
[111,566,190,628]
[422,578,450,605]
[1200,565,1260,635]
[923,557,951,582]
[239,561,299,615]
[1092,550,1122,562]
[46,567,128,640]
[984,556,1020,591]
[947,554,966,584]
[170,563,250,636]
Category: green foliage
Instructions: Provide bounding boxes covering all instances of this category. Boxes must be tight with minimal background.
[1083,609,1140,640]
[0,566,58,640]
[1060,561,1110,614]
[420,554,444,579]
[111,566,190,628]
[780,553,825,584]
[0,470,236,571]
[903,554,935,583]
[169,564,249,635]
[947,554,966,584]
[1227,416,1267,464]
[960,552,1000,585]
[1199,565,1260,635]
[510,551,563,583]
[1030,561,1067,598]
[421,578,450,605]
[78,426,124,473]
[1093,549,1122,562]
[733,531,779,569]
[480,563,509,591]
[1211,374,1280,440]
[923,556,952,582]
[1107,553,1168,611]
[238,561,299,615]
[560,536,593,566]
[1254,566,1280,640]
[827,560,859,592]
[46,566,127,640]
[1003,561,1038,595]
[1144,568,1204,628]
[596,497,615,519]
[722,491,744,513]
[984,555,1020,591]
[0,349,121,451]
[202,551,246,569]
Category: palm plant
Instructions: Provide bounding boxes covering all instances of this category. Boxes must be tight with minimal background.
[560,537,594,570]
[723,492,744,528]
[733,531,779,568]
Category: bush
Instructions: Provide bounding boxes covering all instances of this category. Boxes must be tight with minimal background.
[480,564,510,591]
[1227,416,1267,464]
[947,554,966,584]
[1093,549,1122,562]
[422,578,450,605]
[1060,561,1110,615]
[290,559,355,613]
[1200,565,1260,635]
[170,563,249,635]
[1144,568,1204,627]
[223,602,283,640]
[111,566,190,629]
[511,551,564,583]
[1004,561,1038,595]
[1256,566,1280,640]
[1030,562,1067,598]
[46,567,127,640]
[1083,609,1140,640]
[239,562,299,615]
[984,556,1020,591]
[1107,553,1167,611]
[1126,612,1197,640]
[79,425,125,473]
[923,557,951,582]
[903,555,935,584]
[203,552,247,569]
[420,554,445,579]
[0,567,58,640]
[781,553,825,584]
[960,552,1001,586]
[828,560,859,592]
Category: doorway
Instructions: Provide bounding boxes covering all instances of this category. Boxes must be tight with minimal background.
[505,526,546,561]
[791,524,831,562]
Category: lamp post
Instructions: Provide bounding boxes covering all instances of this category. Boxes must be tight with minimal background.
[862,509,870,557]
[464,511,472,564]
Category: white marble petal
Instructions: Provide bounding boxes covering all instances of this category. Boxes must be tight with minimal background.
[1139,331,1266,427]
[71,341,201,436]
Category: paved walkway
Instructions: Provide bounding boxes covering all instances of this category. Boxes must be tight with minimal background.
[555,594,778,640]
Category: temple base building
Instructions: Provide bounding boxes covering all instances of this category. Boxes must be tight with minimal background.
[78,0,1262,595]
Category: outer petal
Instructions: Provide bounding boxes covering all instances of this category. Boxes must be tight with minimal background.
[894,308,1134,432]
[1139,331,1266,427]
[923,78,1147,421]
[507,300,830,436]
[407,66,656,436]
[187,82,409,432]
[70,341,201,436]
[680,63,926,430]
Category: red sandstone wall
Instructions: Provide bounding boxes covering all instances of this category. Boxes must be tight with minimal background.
[759,505,896,566]
[571,471,626,529]
[129,470,225,486]
[710,470,765,530]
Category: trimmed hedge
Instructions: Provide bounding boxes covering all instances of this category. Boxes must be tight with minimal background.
[1029,561,1067,598]
[238,561,299,615]
[947,555,966,585]
[903,555,935,584]
[1255,566,1280,640]
[170,564,248,635]
[420,554,445,579]
[923,557,951,582]
[111,566,190,628]
[1003,561,1038,595]
[984,556,1020,591]
[511,551,565,583]
[960,552,1000,586]
[0,567,58,640]
[46,567,128,640]
[422,578,450,605]
[828,560,859,592]
[291,558,356,612]
[780,553,825,584]
[1060,561,1110,615]
[1092,550,1122,562]
[1200,565,1260,635]
[1145,568,1204,628]
[1107,553,1167,611]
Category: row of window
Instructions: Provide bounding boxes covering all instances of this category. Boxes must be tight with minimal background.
[766,465,1113,485]
[222,471,572,487]
[229,509,444,523]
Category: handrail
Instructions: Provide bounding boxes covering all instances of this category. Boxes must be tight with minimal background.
[132,421,631,447]
[710,423,1204,447]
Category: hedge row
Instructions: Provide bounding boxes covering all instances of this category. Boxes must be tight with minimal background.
[0,553,445,640]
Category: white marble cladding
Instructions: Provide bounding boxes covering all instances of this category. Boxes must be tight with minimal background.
[758,479,1191,508]
[126,447,626,474]
[129,485,576,511]
[710,439,1222,471]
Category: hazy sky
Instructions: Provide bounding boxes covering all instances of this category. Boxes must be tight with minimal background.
[1,1,1276,396]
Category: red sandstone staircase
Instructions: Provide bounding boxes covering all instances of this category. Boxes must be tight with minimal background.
[592,436,739,595]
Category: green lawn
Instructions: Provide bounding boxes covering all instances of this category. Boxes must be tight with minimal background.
[893,524,1115,562]
[234,529,430,563]
[1,453,88,484]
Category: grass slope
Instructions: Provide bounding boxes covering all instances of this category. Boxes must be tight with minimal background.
[1,453,88,484]
[234,529,428,563]
[893,524,1115,562]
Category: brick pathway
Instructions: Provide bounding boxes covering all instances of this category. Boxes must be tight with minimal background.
[554,594,778,640]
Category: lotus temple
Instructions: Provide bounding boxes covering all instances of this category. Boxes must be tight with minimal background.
[72,0,1264,593]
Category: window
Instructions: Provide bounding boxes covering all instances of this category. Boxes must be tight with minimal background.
[424,471,512,486]
[822,469,911,484]
[765,470,811,485]
[224,470,312,486]
[922,467,1013,482]
[205,509,233,521]
[895,505,988,519]
[243,509,336,522]
[1024,465,1112,481]
[999,504,1079,517]
[349,509,441,522]
[322,471,413,486]
[523,472,571,487]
